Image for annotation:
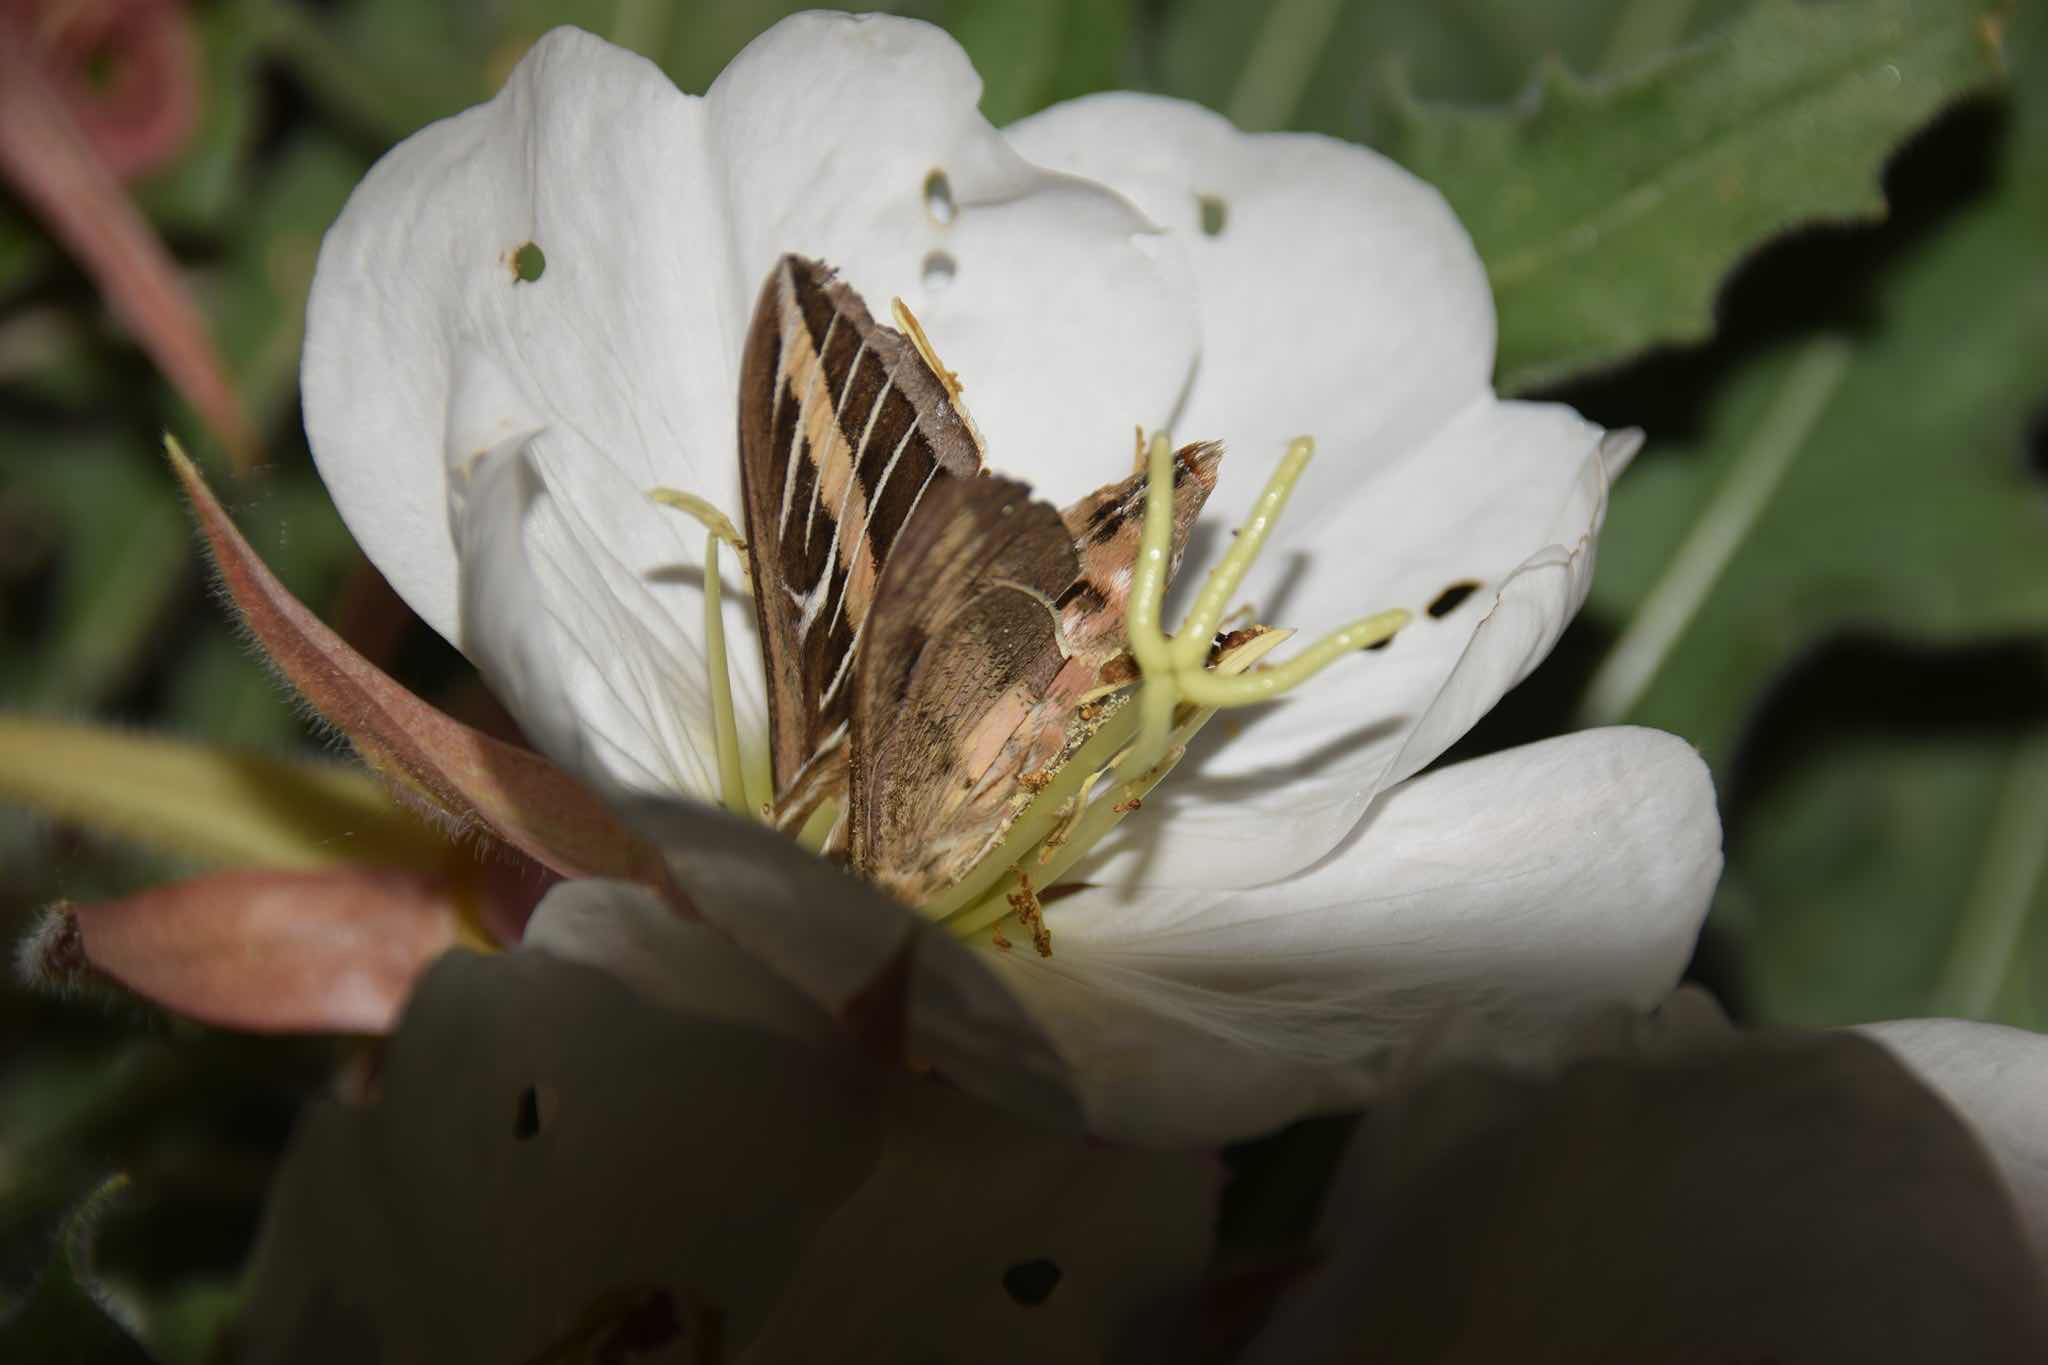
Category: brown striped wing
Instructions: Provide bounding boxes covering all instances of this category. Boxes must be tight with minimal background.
[737,255,984,824]
[848,474,1079,904]
[849,447,1223,907]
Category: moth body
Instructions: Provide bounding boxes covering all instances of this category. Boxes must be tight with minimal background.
[738,254,1221,909]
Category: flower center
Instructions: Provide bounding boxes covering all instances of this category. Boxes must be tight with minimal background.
[657,433,1409,952]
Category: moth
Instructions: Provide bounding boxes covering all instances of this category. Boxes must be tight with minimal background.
[737,254,1219,907]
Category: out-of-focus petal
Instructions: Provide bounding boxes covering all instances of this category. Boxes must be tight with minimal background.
[1245,1031,2048,1362]
[620,797,1083,1133]
[239,920,1215,1363]
[1864,1018,2048,1275]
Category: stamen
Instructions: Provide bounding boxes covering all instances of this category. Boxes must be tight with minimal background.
[936,431,1416,939]
[1169,436,1313,672]
[650,488,750,590]
[1122,433,1183,781]
[1176,608,1408,706]
[939,630,1288,941]
[701,535,750,817]
[1118,431,1415,784]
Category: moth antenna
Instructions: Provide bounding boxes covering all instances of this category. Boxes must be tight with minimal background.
[889,296,960,398]
[889,296,990,459]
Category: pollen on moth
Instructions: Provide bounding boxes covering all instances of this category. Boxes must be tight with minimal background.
[1007,870,1052,957]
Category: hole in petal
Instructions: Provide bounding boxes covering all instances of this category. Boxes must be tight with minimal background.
[1427,580,1483,619]
[511,241,546,283]
[1197,193,1228,236]
[923,168,957,226]
[921,250,957,291]
[513,1083,542,1139]
[1002,1258,1061,1307]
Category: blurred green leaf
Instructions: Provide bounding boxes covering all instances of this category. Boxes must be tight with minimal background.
[1716,643,2048,1030]
[942,0,1133,125]
[134,0,266,233]
[256,0,487,147]
[1154,0,1662,135]
[1582,105,2048,761]
[0,209,55,302]
[1572,9,2048,1031]
[164,633,309,751]
[646,1,818,93]
[0,432,188,711]
[0,714,450,871]
[1379,0,2008,391]
[212,132,366,428]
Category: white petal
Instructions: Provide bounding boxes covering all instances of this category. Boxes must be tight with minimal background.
[709,15,1198,493]
[1010,93,1625,888]
[1863,1018,2048,1276]
[449,428,754,800]
[305,21,1196,793]
[1006,92,1493,497]
[304,30,737,645]
[998,727,1720,1143]
[1077,405,1617,889]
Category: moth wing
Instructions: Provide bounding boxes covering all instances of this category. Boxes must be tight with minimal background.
[849,474,1079,905]
[737,254,984,825]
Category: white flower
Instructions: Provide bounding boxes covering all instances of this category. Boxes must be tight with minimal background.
[300,14,1722,1142]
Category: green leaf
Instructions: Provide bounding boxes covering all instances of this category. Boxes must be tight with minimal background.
[211,132,367,427]
[132,0,267,233]
[1378,0,2009,391]
[0,433,189,711]
[1581,146,2048,762]
[1717,644,2048,1030]
[1577,5,2048,1031]
[1152,0,1669,136]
